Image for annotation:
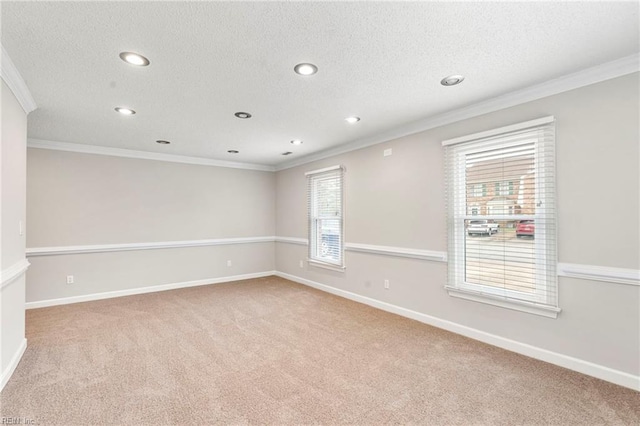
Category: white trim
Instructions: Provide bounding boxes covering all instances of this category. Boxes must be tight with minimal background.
[275,236,308,246]
[276,53,640,171]
[277,238,448,263]
[0,338,27,392]
[304,165,343,176]
[1,45,37,114]
[346,242,447,262]
[0,259,30,289]
[445,287,561,319]
[26,236,275,257]
[27,139,275,172]
[441,116,554,146]
[307,259,346,273]
[275,271,639,391]
[558,263,640,287]
[12,53,636,172]
[25,237,640,287]
[25,271,276,309]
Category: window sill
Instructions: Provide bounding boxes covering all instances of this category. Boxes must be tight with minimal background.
[445,286,561,318]
[307,259,346,273]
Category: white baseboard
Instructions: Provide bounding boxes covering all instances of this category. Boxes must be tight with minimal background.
[25,271,276,309]
[275,271,640,391]
[20,269,640,391]
[0,338,27,392]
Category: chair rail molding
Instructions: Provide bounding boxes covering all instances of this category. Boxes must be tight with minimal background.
[1,258,30,290]
[274,236,308,246]
[346,242,447,262]
[558,263,640,287]
[27,236,276,256]
[276,237,447,262]
[27,237,639,286]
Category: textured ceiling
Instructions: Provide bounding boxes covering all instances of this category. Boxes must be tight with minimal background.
[2,1,639,166]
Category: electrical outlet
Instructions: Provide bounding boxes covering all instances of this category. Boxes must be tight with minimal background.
[66,275,74,285]
[227,260,232,267]
[384,279,390,289]
[299,260,304,268]
[19,221,24,236]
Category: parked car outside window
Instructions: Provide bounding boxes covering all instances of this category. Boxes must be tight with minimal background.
[516,220,535,238]
[467,220,499,236]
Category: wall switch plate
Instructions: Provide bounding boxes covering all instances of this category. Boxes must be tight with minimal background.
[384,279,390,289]
[19,221,24,236]
[227,260,232,267]
[66,275,74,285]
[299,260,304,268]
[384,148,392,157]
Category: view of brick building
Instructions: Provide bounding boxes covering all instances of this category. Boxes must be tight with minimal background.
[465,149,536,218]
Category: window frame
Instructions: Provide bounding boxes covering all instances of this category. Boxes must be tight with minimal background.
[306,165,345,271]
[443,116,560,318]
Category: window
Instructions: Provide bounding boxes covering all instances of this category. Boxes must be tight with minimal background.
[443,117,559,318]
[306,165,344,269]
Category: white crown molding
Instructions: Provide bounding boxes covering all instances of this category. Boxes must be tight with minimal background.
[26,236,276,257]
[1,258,31,290]
[1,45,37,114]
[20,54,638,173]
[0,338,27,392]
[25,271,276,309]
[276,271,639,391]
[27,139,276,172]
[558,263,640,287]
[275,53,640,171]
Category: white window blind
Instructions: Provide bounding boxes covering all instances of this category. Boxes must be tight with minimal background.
[443,117,559,317]
[306,166,344,268]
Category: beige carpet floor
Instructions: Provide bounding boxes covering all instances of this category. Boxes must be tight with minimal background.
[1,276,638,425]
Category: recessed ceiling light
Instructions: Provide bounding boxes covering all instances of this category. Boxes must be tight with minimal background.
[115,107,136,115]
[290,139,303,145]
[282,152,293,156]
[294,63,318,76]
[156,140,170,145]
[234,112,252,119]
[227,150,239,154]
[440,75,465,86]
[345,116,361,124]
[119,52,150,66]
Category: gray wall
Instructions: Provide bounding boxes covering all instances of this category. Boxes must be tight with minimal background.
[1,80,28,380]
[19,72,640,384]
[275,73,640,376]
[26,149,276,302]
